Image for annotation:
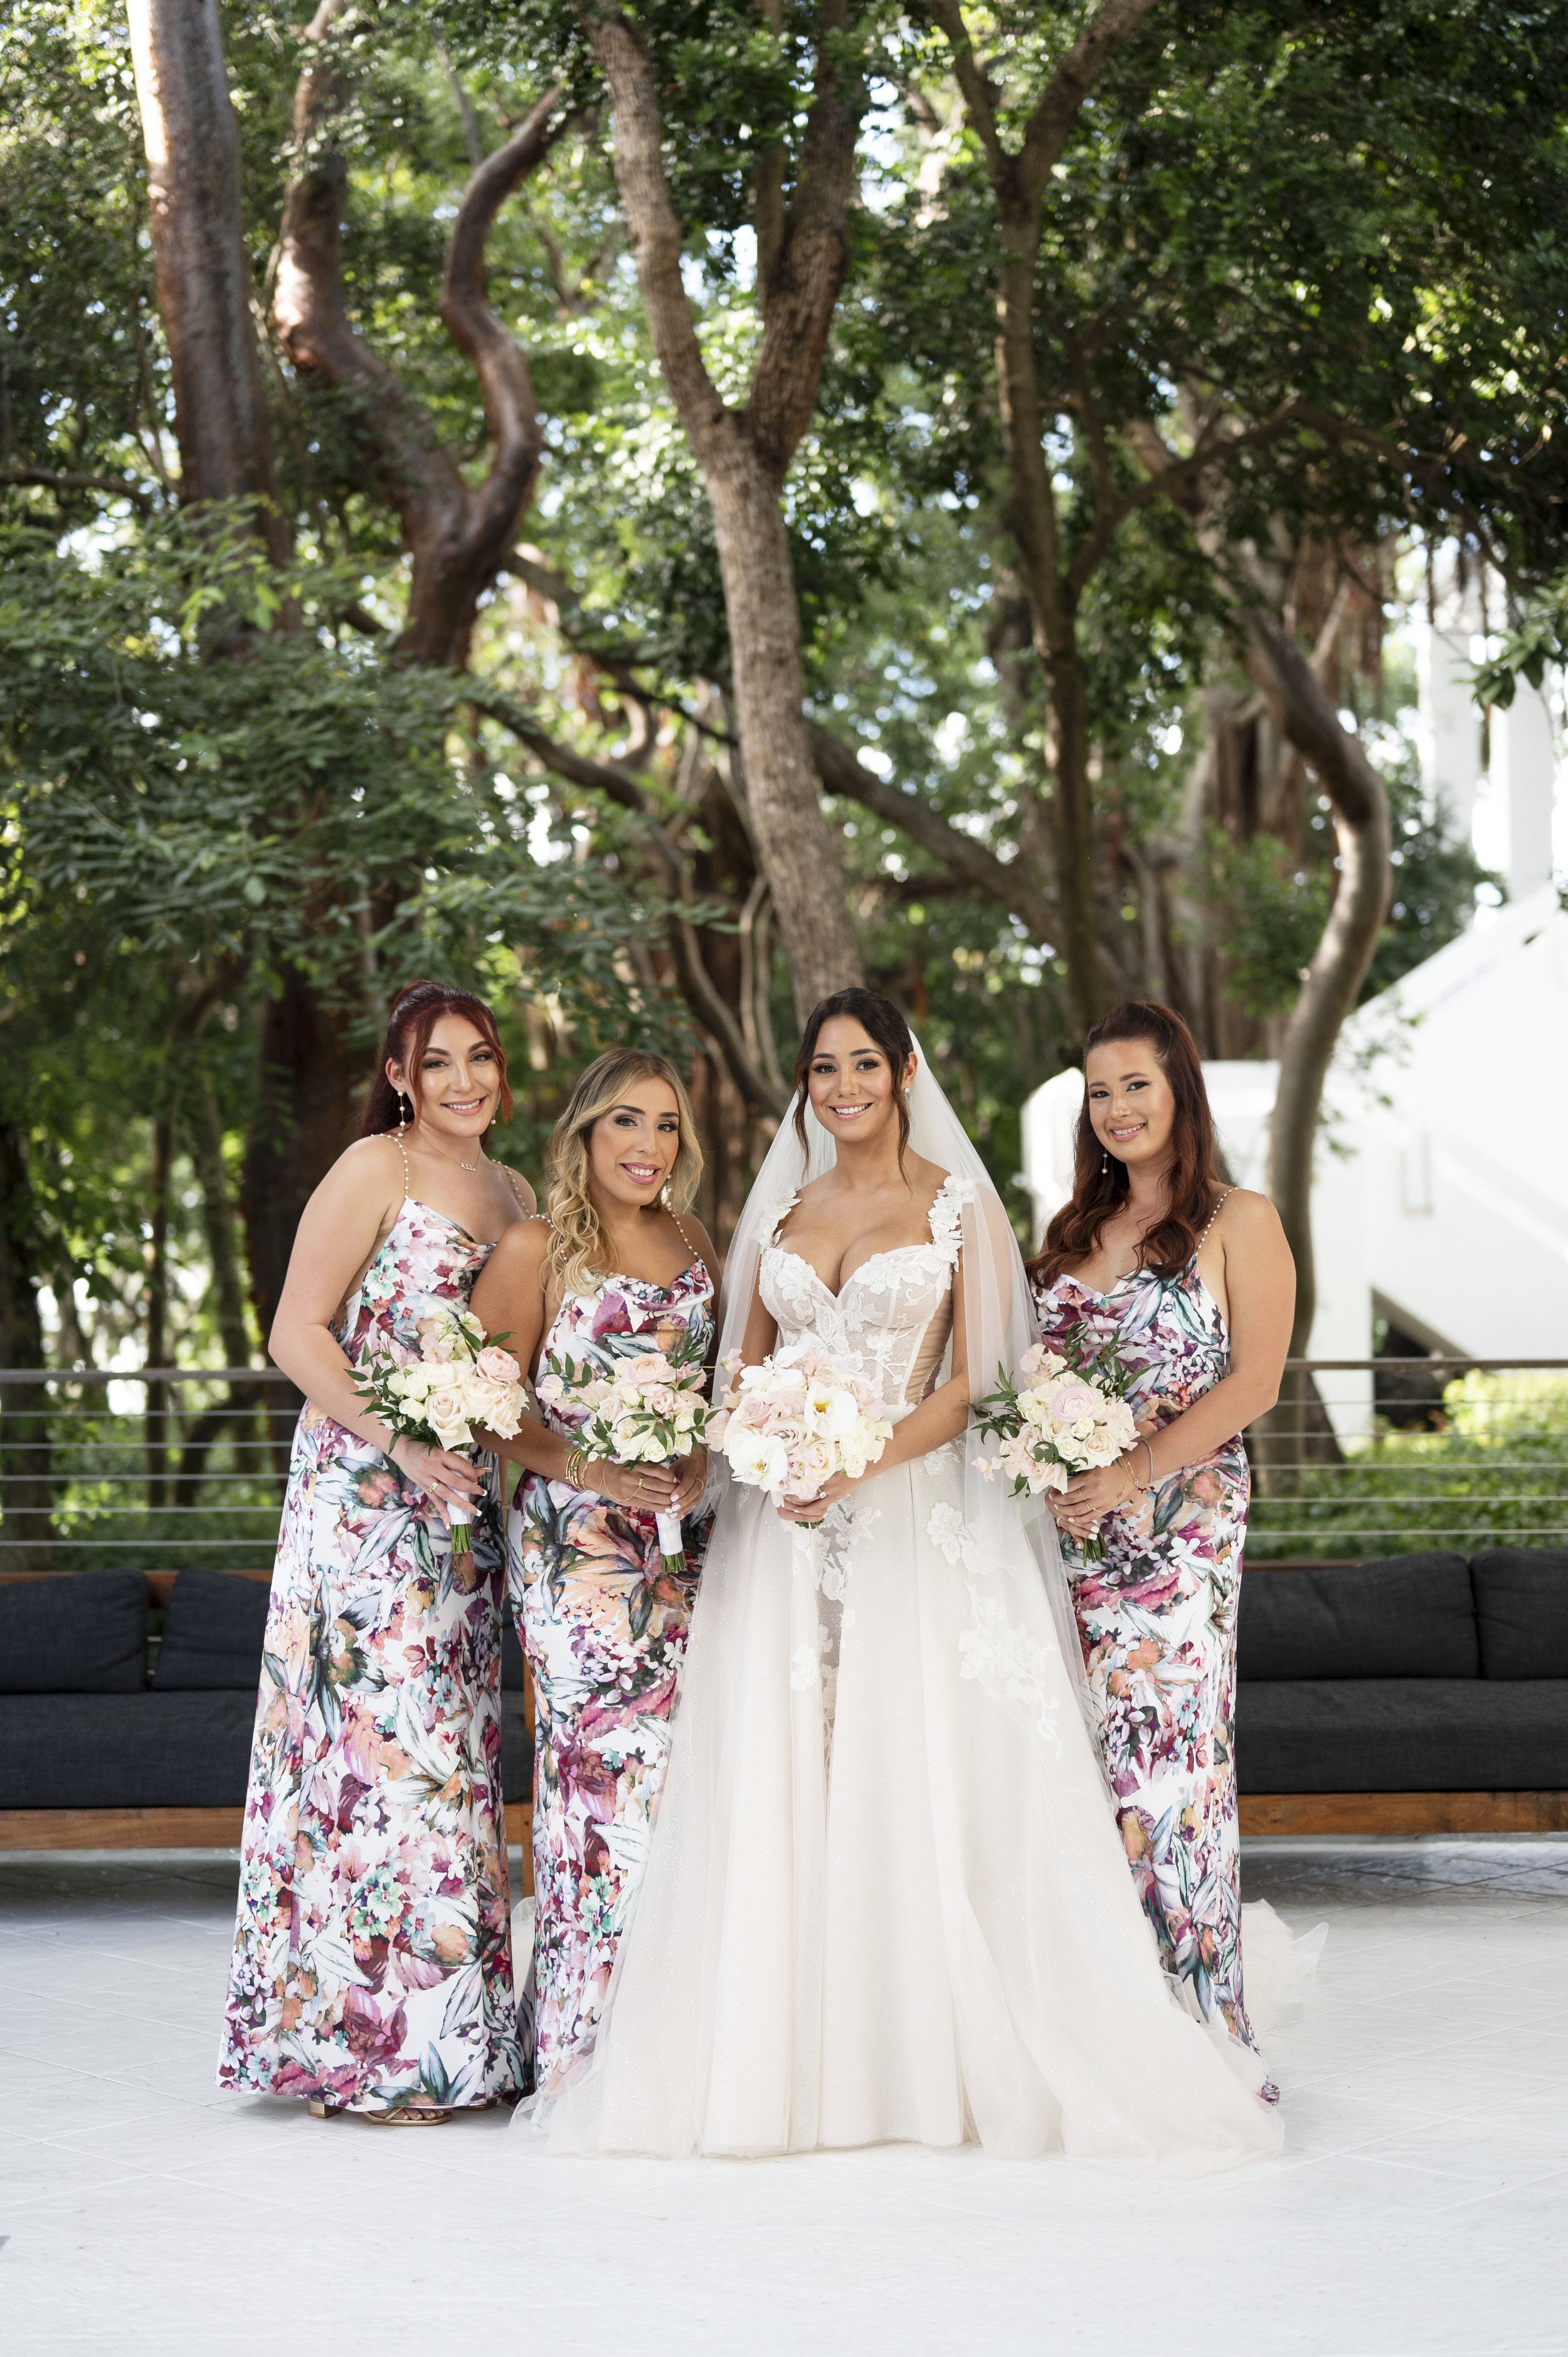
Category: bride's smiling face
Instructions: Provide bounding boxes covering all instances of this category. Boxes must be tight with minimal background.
[806,1018,915,1149]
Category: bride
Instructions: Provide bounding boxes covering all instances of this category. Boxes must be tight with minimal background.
[520,987,1284,2169]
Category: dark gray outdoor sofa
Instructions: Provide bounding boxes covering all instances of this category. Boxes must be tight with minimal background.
[0,1567,534,1857]
[1,1551,1565,1847]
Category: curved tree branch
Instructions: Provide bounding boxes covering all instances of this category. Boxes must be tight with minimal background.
[808,723,1057,944]
[467,685,789,1115]
[273,4,566,666]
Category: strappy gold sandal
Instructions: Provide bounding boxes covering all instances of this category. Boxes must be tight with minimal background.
[364,2105,453,2126]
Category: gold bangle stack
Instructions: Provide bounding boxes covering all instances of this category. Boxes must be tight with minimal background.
[566,1443,588,1488]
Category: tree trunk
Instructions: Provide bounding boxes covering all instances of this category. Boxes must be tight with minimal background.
[124,0,287,560]
[1247,604,1392,1359]
[185,1079,262,1491]
[144,1108,175,1508]
[0,1121,53,1571]
[239,965,361,1380]
[926,0,1160,1040]
[707,465,862,1017]
[588,9,864,1024]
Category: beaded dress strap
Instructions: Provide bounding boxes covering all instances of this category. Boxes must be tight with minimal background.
[1194,1188,1236,1252]
[665,1205,711,1279]
[392,1129,411,1199]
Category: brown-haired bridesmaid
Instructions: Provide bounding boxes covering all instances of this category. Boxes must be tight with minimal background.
[1029,1000,1294,2091]
[218,980,532,2122]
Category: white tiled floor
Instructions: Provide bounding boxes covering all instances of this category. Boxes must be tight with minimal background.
[1,1840,1564,2356]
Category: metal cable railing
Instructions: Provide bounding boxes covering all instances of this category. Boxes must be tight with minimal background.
[0,1368,297,1572]
[1244,1357,1568,1560]
[0,1358,1563,1572]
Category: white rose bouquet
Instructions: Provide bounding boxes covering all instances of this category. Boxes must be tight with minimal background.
[973,1326,1139,1563]
[537,1327,714,1573]
[712,1342,894,1521]
[354,1308,526,1555]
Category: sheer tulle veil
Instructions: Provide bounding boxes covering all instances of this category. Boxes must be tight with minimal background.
[710,1033,1093,1732]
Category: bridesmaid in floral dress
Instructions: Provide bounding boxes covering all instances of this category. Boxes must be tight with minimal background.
[1029,1002,1293,2086]
[220,981,533,2122]
[472,1050,715,2097]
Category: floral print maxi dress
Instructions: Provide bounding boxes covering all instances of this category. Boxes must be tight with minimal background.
[1032,1252,1271,2087]
[510,1258,713,2094]
[219,1201,522,2115]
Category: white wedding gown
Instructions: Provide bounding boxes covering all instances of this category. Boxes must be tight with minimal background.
[522,1175,1287,2172]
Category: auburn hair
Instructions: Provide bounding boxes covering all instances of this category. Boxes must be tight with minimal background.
[361,979,513,1136]
[1025,1000,1224,1290]
[792,987,915,1166]
[544,1049,704,1297]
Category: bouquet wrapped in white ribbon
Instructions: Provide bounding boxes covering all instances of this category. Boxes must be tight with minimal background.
[713,1342,894,1521]
[538,1327,712,1572]
[973,1328,1139,1563]
[354,1308,526,1555]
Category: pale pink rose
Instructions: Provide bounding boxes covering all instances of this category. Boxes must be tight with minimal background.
[476,1346,521,1385]
[1051,1380,1101,1426]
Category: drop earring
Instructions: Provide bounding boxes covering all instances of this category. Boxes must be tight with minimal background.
[398,1091,410,1132]
[1101,1149,1110,1173]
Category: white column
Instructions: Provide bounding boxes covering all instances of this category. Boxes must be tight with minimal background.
[1416,623,1481,844]
[1491,682,1557,899]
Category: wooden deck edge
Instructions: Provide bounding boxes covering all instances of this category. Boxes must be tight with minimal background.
[0,1803,536,1887]
[1240,1791,1568,1836]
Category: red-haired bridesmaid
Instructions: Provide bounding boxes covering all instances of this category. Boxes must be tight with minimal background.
[219,981,532,2122]
[1029,1001,1294,2089]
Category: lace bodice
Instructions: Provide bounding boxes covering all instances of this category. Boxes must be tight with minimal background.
[759,1177,970,1413]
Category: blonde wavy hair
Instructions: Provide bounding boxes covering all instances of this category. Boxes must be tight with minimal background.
[544,1050,704,1297]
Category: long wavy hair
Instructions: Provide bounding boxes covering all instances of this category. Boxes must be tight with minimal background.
[544,1049,703,1296]
[1025,1001,1224,1289]
[361,979,513,1136]
[792,987,915,1167]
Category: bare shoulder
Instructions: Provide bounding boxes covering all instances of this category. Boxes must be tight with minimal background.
[319,1133,404,1210]
[1216,1188,1287,1247]
[496,1164,537,1215]
[484,1213,553,1277]
[909,1152,950,1204]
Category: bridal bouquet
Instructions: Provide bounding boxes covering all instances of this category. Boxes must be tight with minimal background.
[973,1326,1139,1562]
[354,1308,526,1556]
[537,1328,713,1573]
[713,1343,894,1521]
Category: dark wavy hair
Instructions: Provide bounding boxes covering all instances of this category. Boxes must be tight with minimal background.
[792,987,915,1164]
[361,979,514,1136]
[1025,1000,1223,1289]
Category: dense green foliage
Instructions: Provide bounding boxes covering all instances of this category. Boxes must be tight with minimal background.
[1,0,1563,1394]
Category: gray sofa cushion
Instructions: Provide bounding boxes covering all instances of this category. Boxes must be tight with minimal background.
[0,1691,258,1806]
[0,1689,533,1813]
[153,1570,271,1691]
[1237,1556,1478,1680]
[1471,1548,1568,1681]
[1238,1679,1568,1792]
[0,1570,147,1693]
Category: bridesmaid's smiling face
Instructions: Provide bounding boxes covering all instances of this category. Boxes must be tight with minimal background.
[587,1076,684,1212]
[1084,1038,1177,1174]
[389,1014,503,1149]
[805,1017,916,1152]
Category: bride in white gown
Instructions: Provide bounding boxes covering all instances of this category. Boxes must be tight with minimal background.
[519,989,1286,2170]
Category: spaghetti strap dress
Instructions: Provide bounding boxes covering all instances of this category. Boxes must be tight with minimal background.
[218,1191,522,2115]
[508,1245,714,2095]
[1032,1200,1276,2095]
